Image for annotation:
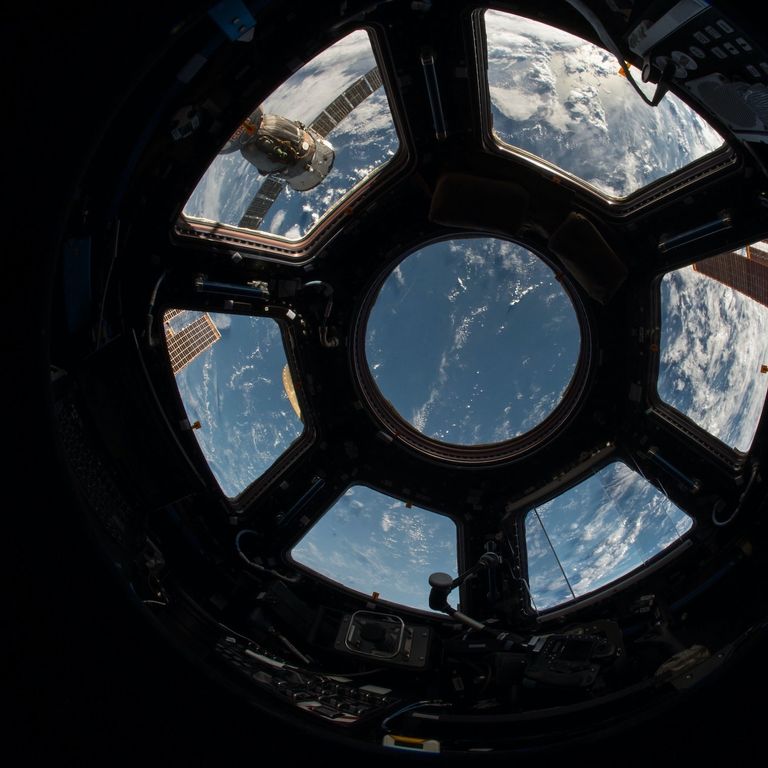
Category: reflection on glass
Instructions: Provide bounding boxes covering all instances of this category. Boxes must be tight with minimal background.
[525,462,692,611]
[485,9,723,197]
[183,30,399,239]
[291,486,457,611]
[166,311,304,497]
[658,242,768,452]
[366,237,580,445]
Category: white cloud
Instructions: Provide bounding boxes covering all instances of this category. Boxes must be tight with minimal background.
[659,266,768,451]
[485,8,723,197]
[262,30,375,124]
[183,28,397,240]
[291,487,458,609]
[528,464,692,606]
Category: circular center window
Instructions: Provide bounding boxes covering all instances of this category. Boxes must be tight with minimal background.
[365,237,581,446]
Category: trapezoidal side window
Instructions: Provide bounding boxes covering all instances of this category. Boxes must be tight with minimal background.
[182,29,399,241]
[657,240,768,453]
[164,310,305,498]
[483,9,724,198]
[524,461,692,612]
[290,485,458,612]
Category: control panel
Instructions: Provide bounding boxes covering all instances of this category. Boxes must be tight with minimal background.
[215,635,400,726]
[628,2,768,141]
[334,610,432,669]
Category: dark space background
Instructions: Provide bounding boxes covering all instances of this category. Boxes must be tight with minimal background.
[5,2,767,763]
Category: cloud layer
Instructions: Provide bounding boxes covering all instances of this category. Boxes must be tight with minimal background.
[183,30,398,239]
[366,238,580,445]
[525,462,692,610]
[174,314,303,497]
[485,10,723,197]
[292,486,457,610]
[659,264,768,452]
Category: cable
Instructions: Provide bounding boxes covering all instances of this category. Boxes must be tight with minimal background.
[520,576,537,613]
[303,280,338,347]
[217,622,384,678]
[96,219,120,349]
[381,700,451,733]
[218,621,259,646]
[322,667,385,678]
[713,461,761,527]
[504,532,539,613]
[146,269,169,347]
[235,529,300,583]
[564,0,667,107]
[274,629,312,665]
[533,507,576,600]
[629,454,682,535]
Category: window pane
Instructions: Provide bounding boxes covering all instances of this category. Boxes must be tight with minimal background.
[165,311,304,497]
[525,462,692,611]
[658,242,768,452]
[485,9,723,197]
[524,510,574,610]
[183,30,399,239]
[291,486,457,612]
[365,237,581,445]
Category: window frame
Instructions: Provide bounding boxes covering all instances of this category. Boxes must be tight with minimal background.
[474,7,736,211]
[515,457,695,618]
[647,249,768,468]
[175,25,412,262]
[161,306,317,508]
[352,230,595,465]
[286,481,464,616]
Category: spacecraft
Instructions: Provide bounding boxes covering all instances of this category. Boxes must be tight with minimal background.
[221,107,335,189]
[221,66,382,230]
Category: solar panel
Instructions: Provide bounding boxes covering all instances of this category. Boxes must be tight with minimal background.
[165,314,221,374]
[238,65,383,230]
[365,66,383,92]
[693,240,768,309]
[748,240,768,263]
[308,66,381,138]
[239,177,285,229]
